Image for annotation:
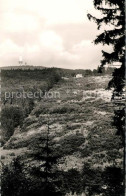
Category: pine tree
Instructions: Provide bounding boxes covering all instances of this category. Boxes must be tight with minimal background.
[113,107,125,144]
[87,0,125,93]
[102,166,124,196]
[87,2,125,195]
[1,157,30,196]
[88,0,125,144]
[31,117,62,196]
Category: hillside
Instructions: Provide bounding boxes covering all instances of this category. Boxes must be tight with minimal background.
[1,65,46,70]
[1,73,123,195]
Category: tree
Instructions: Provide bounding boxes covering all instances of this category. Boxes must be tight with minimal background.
[87,0,125,93]
[82,163,103,196]
[1,105,24,143]
[102,166,124,196]
[113,107,125,145]
[61,169,83,195]
[1,157,30,196]
[88,0,125,144]
[31,117,62,196]
[87,1,125,195]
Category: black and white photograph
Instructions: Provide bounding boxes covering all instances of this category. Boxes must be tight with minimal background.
[0,0,125,195]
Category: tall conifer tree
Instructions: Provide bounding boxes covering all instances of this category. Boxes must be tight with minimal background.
[31,117,62,196]
[88,0,125,144]
[87,0,125,92]
[88,2,125,194]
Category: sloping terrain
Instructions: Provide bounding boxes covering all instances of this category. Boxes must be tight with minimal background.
[1,75,123,172]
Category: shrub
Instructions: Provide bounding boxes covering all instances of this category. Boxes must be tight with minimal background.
[59,135,85,155]
[10,153,15,157]
[32,102,52,117]
[49,103,81,114]
[1,155,5,159]
[1,157,30,196]
[1,105,24,141]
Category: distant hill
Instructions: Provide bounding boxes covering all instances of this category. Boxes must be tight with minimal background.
[0,65,46,70]
[0,65,115,78]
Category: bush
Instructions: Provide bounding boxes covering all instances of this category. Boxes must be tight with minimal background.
[1,155,5,159]
[61,169,83,194]
[32,102,52,117]
[59,135,85,155]
[10,152,15,157]
[1,157,30,196]
[49,103,81,114]
[1,105,24,141]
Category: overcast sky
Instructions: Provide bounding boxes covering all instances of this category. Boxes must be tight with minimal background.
[0,0,110,69]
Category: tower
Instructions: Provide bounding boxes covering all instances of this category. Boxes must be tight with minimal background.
[19,56,23,66]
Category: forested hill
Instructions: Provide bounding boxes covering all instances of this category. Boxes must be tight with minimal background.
[1,65,114,76]
[1,68,124,195]
[1,65,45,70]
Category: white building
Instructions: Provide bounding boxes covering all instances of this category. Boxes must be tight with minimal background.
[105,62,121,70]
[111,62,121,69]
[76,74,83,78]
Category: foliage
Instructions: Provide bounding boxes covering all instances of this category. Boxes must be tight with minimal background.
[49,103,81,114]
[82,163,103,195]
[61,169,83,194]
[102,166,124,196]
[113,107,125,145]
[59,134,85,155]
[1,66,124,195]
[88,3,124,192]
[1,105,24,142]
[82,163,124,196]
[88,0,125,92]
[1,68,62,144]
[30,120,62,195]
[1,157,30,196]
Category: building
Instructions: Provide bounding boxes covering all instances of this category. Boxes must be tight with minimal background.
[105,62,121,70]
[75,74,83,78]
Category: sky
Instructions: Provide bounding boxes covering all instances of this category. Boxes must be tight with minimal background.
[0,0,110,69]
